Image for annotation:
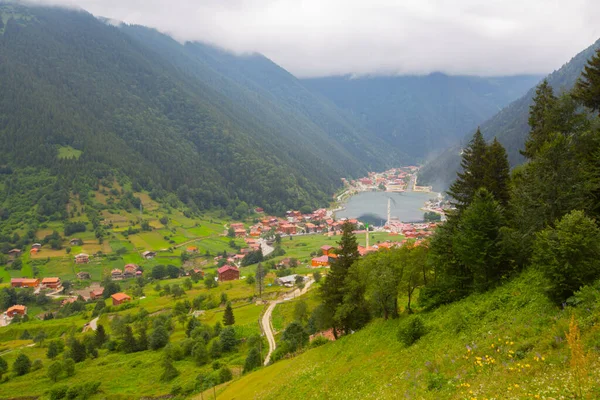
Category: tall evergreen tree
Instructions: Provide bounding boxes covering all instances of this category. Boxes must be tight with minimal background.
[573,49,600,114]
[484,138,511,207]
[523,80,558,159]
[319,222,360,338]
[223,302,235,326]
[453,189,506,292]
[95,325,107,348]
[447,128,488,211]
[122,326,137,353]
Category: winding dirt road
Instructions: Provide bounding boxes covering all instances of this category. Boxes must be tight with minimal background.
[261,278,314,365]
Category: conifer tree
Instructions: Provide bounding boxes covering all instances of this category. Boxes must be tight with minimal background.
[453,188,506,292]
[484,138,511,207]
[122,326,137,353]
[574,49,600,114]
[523,80,557,159]
[320,222,360,338]
[223,302,235,326]
[95,325,107,348]
[46,340,59,360]
[447,128,488,211]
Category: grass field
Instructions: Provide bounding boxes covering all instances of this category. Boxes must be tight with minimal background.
[216,270,600,399]
[57,145,83,160]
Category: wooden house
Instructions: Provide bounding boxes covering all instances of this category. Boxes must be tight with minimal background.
[6,305,27,318]
[41,277,61,289]
[217,265,240,281]
[11,278,39,288]
[111,293,131,306]
[74,253,89,264]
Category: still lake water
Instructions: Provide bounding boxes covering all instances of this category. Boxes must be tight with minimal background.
[336,191,437,225]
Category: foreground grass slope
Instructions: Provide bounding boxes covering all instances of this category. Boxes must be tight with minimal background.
[217,270,600,399]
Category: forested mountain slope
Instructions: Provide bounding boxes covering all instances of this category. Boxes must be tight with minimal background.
[302,74,541,159]
[0,3,392,224]
[419,38,600,190]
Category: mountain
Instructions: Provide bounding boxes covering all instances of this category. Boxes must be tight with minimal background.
[301,73,542,160]
[419,38,600,191]
[0,3,396,225]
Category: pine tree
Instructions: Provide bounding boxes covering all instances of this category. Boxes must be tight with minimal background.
[46,340,59,360]
[192,341,209,366]
[453,188,506,292]
[243,347,262,373]
[523,80,558,159]
[484,138,511,207]
[0,355,7,379]
[95,324,107,348]
[122,326,137,353]
[160,357,179,382]
[574,49,600,114]
[223,302,235,326]
[137,327,148,351]
[319,222,360,338]
[447,128,488,211]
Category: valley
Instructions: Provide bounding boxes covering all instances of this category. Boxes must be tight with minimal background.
[0,2,599,400]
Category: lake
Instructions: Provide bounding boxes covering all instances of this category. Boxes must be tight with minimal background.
[335,191,437,225]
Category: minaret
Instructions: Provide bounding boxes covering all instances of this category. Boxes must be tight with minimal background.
[365,223,369,249]
[387,197,391,226]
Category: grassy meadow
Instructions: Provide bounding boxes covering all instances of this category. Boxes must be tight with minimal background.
[216,270,600,399]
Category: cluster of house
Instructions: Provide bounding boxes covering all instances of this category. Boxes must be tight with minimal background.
[11,277,62,290]
[229,208,353,239]
[345,166,419,193]
[111,264,143,280]
[385,221,438,238]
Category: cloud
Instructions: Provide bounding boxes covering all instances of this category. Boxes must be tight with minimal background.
[22,0,600,77]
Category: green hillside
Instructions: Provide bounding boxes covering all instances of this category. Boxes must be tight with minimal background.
[419,38,600,191]
[0,2,393,227]
[217,270,600,399]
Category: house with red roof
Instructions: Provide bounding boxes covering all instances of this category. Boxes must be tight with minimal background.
[111,293,131,306]
[90,288,104,300]
[311,255,330,267]
[218,265,240,281]
[320,245,334,256]
[6,305,27,318]
[41,277,61,289]
[11,278,39,288]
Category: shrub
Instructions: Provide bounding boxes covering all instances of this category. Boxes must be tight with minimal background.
[219,366,233,383]
[397,316,427,347]
[48,385,68,400]
[31,359,43,371]
[309,336,330,348]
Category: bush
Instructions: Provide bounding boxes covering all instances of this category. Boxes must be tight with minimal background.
[12,353,31,376]
[218,366,233,383]
[397,316,427,347]
[309,336,330,348]
[31,359,43,371]
[48,385,68,400]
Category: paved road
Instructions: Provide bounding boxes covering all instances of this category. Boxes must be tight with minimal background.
[261,278,314,365]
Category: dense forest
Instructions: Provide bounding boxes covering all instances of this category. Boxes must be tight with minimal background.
[313,49,600,340]
[0,3,399,233]
[419,37,600,190]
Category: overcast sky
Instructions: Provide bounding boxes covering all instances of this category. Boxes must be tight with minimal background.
[27,0,600,78]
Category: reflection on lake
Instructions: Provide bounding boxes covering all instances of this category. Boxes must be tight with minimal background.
[335,191,436,225]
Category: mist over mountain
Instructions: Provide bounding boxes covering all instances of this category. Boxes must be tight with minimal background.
[302,74,542,160]
[419,38,600,191]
